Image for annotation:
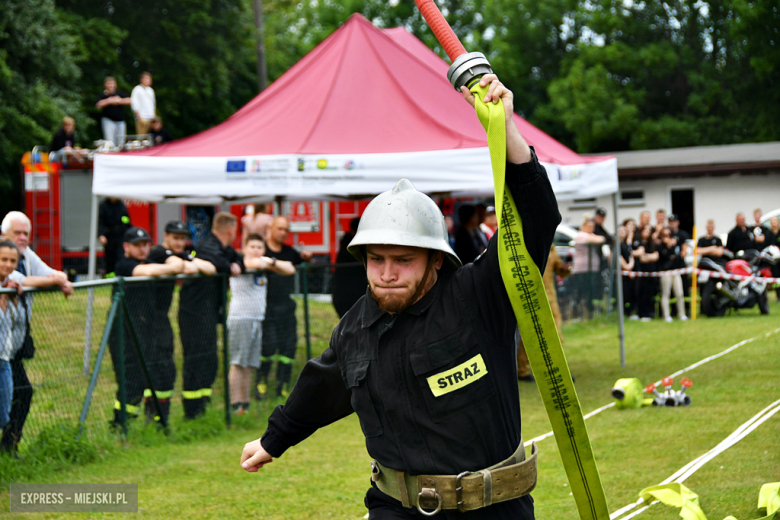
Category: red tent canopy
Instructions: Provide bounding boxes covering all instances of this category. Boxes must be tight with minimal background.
[94,13,616,202]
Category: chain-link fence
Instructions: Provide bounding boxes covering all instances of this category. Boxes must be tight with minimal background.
[2,254,623,455]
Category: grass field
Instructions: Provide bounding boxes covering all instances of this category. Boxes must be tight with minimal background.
[2,293,779,519]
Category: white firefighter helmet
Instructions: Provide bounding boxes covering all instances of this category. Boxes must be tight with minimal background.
[761,244,780,265]
[348,179,461,269]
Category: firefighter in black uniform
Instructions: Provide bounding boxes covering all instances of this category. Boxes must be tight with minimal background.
[241,75,561,519]
[99,197,131,275]
[145,220,216,423]
[179,212,243,419]
[110,227,184,424]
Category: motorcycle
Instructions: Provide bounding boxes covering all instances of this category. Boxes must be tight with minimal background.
[698,245,780,317]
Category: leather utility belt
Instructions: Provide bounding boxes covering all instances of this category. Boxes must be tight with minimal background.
[370,441,537,516]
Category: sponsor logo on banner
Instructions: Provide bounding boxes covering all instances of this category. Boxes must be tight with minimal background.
[344,160,356,170]
[297,158,305,172]
[251,160,262,172]
[226,160,246,173]
[557,166,581,181]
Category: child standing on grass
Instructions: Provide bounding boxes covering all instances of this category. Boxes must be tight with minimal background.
[0,241,27,430]
[228,234,295,414]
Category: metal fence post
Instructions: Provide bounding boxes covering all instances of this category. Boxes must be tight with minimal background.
[116,280,127,436]
[222,273,231,428]
[302,263,312,361]
[79,289,121,434]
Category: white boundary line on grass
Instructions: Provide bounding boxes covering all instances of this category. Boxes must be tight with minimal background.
[609,397,780,520]
[523,327,780,448]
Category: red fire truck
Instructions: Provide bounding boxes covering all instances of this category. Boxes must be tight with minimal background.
[21,148,370,274]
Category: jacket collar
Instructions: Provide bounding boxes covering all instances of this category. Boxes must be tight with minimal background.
[360,277,442,328]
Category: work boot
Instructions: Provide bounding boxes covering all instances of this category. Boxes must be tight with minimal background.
[276,382,290,399]
[254,378,268,401]
[145,399,170,425]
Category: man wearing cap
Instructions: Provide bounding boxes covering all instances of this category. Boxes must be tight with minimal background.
[110,227,185,425]
[144,220,216,423]
[241,74,561,519]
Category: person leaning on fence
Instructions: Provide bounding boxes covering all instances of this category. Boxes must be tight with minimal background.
[229,234,295,415]
[573,219,605,314]
[109,227,185,426]
[0,241,27,434]
[1,212,73,455]
[633,224,659,321]
[179,212,244,419]
[143,220,216,424]
[517,245,570,383]
[254,216,312,400]
[241,74,560,519]
[658,227,688,322]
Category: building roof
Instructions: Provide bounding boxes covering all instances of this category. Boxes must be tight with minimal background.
[604,141,780,178]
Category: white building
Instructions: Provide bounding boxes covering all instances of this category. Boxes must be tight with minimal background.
[558,141,780,238]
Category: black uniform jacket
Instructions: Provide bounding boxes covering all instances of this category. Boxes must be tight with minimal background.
[261,150,561,476]
[180,233,243,314]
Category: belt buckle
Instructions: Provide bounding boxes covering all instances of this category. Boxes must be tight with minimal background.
[370,461,380,482]
[455,471,471,512]
[416,478,442,517]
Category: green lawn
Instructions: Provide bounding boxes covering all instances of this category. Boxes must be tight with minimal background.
[2,294,779,520]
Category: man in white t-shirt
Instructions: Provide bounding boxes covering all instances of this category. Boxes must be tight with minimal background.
[130,71,156,135]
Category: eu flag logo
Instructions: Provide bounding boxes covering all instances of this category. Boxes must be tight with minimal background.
[227,160,246,173]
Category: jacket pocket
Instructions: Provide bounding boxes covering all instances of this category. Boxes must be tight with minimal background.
[409,329,496,423]
[344,360,383,438]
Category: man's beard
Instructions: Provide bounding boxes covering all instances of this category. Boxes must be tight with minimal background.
[368,258,436,314]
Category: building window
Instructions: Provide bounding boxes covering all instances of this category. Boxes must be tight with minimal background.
[568,198,597,210]
[619,189,645,207]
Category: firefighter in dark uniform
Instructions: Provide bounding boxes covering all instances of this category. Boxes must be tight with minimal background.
[98,197,131,275]
[145,220,216,423]
[241,75,561,519]
[178,212,243,419]
[110,227,184,424]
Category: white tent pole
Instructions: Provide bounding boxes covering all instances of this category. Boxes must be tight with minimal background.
[612,192,625,367]
[84,193,99,375]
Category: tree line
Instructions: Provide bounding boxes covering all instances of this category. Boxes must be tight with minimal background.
[1,0,777,215]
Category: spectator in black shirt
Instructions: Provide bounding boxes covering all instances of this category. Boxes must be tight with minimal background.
[454,204,488,263]
[766,216,780,298]
[619,223,636,318]
[658,228,687,322]
[110,227,185,426]
[332,217,365,318]
[95,76,131,147]
[697,219,725,266]
[593,207,613,268]
[726,213,755,254]
[150,117,173,146]
[751,209,769,250]
[50,117,88,163]
[255,216,312,399]
[144,220,215,423]
[178,212,244,419]
[99,198,131,275]
[633,225,659,320]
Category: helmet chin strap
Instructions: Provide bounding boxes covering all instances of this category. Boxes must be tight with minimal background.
[407,251,441,307]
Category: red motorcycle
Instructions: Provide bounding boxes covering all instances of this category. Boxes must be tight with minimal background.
[698,246,779,317]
